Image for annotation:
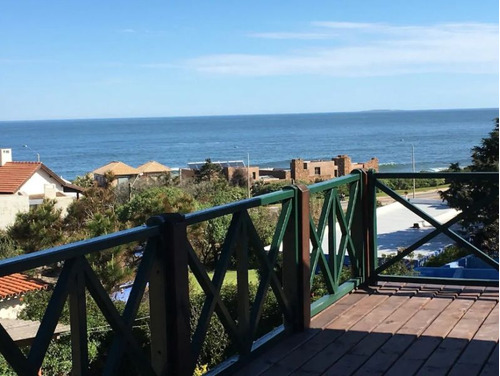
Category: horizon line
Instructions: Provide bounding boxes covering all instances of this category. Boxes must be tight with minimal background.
[0,106,498,123]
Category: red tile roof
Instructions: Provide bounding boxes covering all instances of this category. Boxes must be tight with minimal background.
[0,162,83,194]
[0,273,49,300]
[0,162,40,194]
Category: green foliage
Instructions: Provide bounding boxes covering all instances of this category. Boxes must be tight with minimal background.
[64,183,118,237]
[19,289,151,374]
[441,120,499,255]
[379,253,418,276]
[72,173,95,188]
[0,230,22,260]
[251,180,290,196]
[8,199,64,253]
[196,158,224,182]
[310,267,352,301]
[424,246,469,267]
[116,186,197,226]
[380,177,445,191]
[230,168,248,188]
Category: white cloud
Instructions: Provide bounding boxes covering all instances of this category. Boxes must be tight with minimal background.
[187,22,499,77]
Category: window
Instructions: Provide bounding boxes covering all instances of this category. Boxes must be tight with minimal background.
[303,163,308,169]
[252,172,256,179]
[315,167,321,175]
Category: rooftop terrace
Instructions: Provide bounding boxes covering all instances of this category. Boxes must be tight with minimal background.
[0,170,497,375]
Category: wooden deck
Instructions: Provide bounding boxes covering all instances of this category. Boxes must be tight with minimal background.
[236,283,499,376]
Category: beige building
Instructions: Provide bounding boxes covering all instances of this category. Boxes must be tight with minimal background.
[92,161,140,187]
[0,149,83,229]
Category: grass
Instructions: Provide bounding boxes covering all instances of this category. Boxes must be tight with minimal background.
[190,269,259,293]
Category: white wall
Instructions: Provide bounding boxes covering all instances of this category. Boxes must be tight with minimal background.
[0,194,29,229]
[0,298,25,319]
[18,170,65,196]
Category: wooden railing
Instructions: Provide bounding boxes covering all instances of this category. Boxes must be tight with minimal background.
[0,171,497,375]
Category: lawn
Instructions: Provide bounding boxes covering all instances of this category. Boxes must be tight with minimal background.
[190,269,259,293]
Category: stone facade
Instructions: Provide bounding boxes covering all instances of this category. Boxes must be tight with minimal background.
[291,155,379,183]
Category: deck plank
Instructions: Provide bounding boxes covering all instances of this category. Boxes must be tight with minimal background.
[415,298,497,376]
[352,288,455,376]
[479,343,499,376]
[448,304,499,376]
[385,293,475,376]
[263,292,390,375]
[322,287,437,376]
[233,284,499,376]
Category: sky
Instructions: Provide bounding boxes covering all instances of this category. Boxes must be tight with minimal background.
[0,1,498,121]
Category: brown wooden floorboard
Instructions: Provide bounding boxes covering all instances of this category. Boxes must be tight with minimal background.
[233,283,499,376]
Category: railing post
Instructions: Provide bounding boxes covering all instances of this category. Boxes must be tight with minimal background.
[69,257,88,375]
[366,170,378,282]
[283,184,310,332]
[351,169,376,285]
[148,214,191,376]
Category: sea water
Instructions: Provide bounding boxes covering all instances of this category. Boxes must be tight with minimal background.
[0,108,497,181]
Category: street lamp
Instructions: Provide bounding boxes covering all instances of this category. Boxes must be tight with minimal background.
[23,144,40,162]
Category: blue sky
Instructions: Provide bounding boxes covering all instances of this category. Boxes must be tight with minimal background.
[1,1,498,120]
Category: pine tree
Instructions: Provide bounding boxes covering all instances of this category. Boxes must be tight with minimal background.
[441,119,499,255]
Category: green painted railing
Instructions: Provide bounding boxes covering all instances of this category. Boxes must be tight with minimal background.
[0,171,497,375]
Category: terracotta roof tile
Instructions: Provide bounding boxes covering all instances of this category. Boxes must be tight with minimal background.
[0,162,40,194]
[93,161,139,176]
[136,160,171,174]
[0,273,49,300]
[0,162,83,194]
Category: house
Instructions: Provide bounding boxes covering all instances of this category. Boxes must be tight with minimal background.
[0,273,49,319]
[181,160,260,184]
[92,161,140,187]
[136,160,171,179]
[0,273,69,345]
[0,149,83,229]
[290,155,379,183]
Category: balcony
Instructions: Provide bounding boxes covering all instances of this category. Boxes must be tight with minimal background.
[0,171,497,375]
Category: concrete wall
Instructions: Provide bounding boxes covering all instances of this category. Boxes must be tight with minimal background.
[0,194,29,229]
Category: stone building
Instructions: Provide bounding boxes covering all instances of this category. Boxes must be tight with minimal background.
[290,155,378,183]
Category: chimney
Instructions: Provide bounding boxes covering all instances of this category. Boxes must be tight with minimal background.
[0,149,12,166]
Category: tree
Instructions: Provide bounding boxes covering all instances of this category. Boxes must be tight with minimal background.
[196,159,223,182]
[230,168,247,188]
[116,186,197,227]
[441,119,499,255]
[8,200,64,253]
[0,230,21,260]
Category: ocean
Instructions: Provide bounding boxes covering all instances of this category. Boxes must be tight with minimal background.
[0,108,497,181]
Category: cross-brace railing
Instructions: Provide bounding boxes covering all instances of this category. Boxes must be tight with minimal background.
[0,171,496,375]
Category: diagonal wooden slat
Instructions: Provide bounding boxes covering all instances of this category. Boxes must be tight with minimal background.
[190,212,245,363]
[28,257,76,370]
[374,181,499,274]
[246,212,293,324]
[249,200,293,339]
[103,236,159,375]
[375,179,498,267]
[187,243,239,341]
[0,322,36,375]
[80,258,156,376]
